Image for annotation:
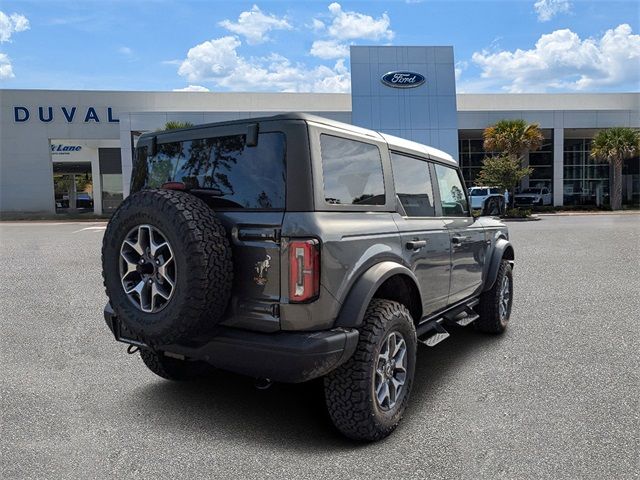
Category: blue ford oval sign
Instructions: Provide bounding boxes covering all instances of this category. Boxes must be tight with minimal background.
[381,71,426,88]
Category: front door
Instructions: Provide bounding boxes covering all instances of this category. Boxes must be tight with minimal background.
[52,162,94,213]
[390,152,450,315]
[433,163,487,304]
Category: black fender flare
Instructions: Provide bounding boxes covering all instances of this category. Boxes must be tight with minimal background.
[334,261,422,329]
[483,238,515,292]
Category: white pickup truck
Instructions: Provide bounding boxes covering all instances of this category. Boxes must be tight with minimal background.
[468,186,508,209]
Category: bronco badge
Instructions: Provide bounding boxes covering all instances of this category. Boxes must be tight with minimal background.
[254,254,272,286]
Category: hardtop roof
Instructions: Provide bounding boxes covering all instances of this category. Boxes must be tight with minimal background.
[143,112,457,166]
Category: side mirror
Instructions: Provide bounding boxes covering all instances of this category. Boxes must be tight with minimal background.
[480,194,506,217]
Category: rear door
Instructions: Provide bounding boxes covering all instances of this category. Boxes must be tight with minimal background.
[390,152,450,315]
[432,163,488,304]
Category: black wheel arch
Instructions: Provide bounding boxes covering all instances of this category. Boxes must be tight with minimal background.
[334,262,423,329]
[483,238,515,292]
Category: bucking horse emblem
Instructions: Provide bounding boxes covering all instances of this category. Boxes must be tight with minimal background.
[254,254,272,286]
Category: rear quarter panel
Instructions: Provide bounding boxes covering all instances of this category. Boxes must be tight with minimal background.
[279,211,403,331]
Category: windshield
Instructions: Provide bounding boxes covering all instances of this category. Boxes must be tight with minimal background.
[469,188,488,196]
[520,188,540,194]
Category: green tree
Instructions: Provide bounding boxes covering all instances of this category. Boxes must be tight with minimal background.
[475,155,533,206]
[480,119,544,207]
[483,119,544,158]
[590,127,640,210]
[160,121,194,131]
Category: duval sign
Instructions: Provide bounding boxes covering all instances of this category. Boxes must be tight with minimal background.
[381,71,426,88]
[13,106,119,123]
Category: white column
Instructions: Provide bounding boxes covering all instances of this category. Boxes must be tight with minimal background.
[553,127,564,206]
[91,151,103,215]
[120,115,133,199]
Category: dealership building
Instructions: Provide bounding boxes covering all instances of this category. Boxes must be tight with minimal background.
[1,45,638,215]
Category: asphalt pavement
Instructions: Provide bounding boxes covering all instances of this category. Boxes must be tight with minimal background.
[1,215,638,479]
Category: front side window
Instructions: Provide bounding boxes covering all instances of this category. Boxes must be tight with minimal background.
[390,152,435,217]
[142,132,286,209]
[320,134,385,206]
[434,164,469,216]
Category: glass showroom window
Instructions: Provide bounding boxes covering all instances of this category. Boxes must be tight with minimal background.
[459,131,553,191]
[622,154,640,207]
[528,130,553,191]
[563,138,610,206]
[458,134,494,186]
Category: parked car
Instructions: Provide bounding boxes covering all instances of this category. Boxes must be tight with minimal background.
[514,187,552,206]
[468,186,508,209]
[76,192,94,209]
[101,114,515,441]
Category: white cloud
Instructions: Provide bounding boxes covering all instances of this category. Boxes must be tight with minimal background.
[118,46,133,56]
[324,2,393,41]
[308,3,393,60]
[0,52,14,79]
[0,11,29,42]
[219,5,291,45]
[310,18,325,32]
[178,36,243,81]
[177,35,350,92]
[534,0,571,22]
[173,85,210,92]
[471,24,640,92]
[310,39,350,60]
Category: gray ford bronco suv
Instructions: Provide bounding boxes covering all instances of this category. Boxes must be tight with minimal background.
[102,113,514,441]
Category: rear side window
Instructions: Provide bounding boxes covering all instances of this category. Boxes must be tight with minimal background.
[320,134,385,206]
[142,132,286,209]
[390,153,435,217]
[434,164,470,216]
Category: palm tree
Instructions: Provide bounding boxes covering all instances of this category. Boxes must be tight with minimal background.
[590,127,640,210]
[161,121,194,131]
[481,119,544,207]
[483,119,544,159]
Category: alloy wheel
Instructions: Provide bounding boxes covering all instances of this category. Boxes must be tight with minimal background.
[119,224,176,313]
[498,274,511,322]
[374,331,408,411]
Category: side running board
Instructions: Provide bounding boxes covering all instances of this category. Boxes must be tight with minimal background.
[418,321,450,347]
[416,298,480,347]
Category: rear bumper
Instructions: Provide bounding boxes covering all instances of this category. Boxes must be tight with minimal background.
[104,303,359,383]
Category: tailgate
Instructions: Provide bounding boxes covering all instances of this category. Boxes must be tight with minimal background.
[217,211,284,332]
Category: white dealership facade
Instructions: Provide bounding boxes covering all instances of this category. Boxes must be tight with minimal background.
[1,46,638,215]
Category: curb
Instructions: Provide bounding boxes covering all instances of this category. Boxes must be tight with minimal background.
[536,211,640,217]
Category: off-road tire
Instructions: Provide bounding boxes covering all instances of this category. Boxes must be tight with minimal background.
[102,189,233,346]
[475,259,513,334]
[324,299,417,441]
[139,349,202,381]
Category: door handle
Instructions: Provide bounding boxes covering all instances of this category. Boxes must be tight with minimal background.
[406,240,427,250]
[451,235,469,245]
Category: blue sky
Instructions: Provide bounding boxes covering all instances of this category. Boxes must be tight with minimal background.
[0,0,638,93]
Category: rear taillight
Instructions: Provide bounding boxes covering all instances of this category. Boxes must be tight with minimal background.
[288,239,320,303]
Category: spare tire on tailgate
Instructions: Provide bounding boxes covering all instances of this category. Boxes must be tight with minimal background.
[102,189,233,346]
